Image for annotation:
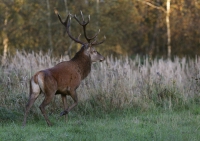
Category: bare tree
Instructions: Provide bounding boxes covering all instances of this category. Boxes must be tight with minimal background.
[63,0,68,14]
[63,0,73,57]
[166,0,171,58]
[46,0,53,49]
[96,0,99,26]
[138,0,171,58]
[2,8,9,65]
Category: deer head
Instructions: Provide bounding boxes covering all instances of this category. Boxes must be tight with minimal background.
[55,10,106,62]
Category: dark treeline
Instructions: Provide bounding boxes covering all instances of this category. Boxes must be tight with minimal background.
[0,0,200,58]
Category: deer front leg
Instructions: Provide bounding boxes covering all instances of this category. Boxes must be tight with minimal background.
[60,90,78,116]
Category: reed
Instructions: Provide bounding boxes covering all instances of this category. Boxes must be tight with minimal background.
[0,51,200,116]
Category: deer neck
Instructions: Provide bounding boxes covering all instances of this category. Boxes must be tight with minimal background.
[71,48,92,79]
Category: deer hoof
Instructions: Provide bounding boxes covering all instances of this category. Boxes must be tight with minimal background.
[60,110,68,116]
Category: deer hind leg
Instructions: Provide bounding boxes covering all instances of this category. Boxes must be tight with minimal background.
[36,71,57,126]
[60,90,78,116]
[39,93,55,126]
[61,94,68,122]
[23,79,40,126]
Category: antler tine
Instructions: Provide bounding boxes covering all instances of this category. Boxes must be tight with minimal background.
[90,29,101,45]
[65,16,85,45]
[89,29,101,42]
[80,11,85,22]
[73,12,101,43]
[91,36,106,46]
[74,15,86,26]
[73,13,89,26]
[91,37,97,45]
[55,9,85,45]
[78,33,81,38]
[55,9,66,26]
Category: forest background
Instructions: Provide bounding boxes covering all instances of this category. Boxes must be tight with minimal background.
[1,0,200,59]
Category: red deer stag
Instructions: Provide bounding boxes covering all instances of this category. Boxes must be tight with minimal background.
[23,10,106,126]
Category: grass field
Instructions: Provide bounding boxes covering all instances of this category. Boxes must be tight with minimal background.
[0,51,200,140]
[0,108,200,141]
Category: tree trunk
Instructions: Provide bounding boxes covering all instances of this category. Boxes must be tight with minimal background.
[46,0,53,49]
[2,9,9,65]
[149,3,160,59]
[63,0,73,58]
[166,0,171,58]
[96,0,99,16]
[63,0,68,14]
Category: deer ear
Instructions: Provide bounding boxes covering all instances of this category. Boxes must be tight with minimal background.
[84,44,89,50]
[86,46,91,52]
[83,45,91,56]
[85,43,92,50]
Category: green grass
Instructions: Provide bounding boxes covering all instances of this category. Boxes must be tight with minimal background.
[0,108,200,141]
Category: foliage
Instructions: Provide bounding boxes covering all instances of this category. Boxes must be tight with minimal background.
[0,0,200,57]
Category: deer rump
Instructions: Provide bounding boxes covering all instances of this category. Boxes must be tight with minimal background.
[32,63,81,96]
[33,50,91,96]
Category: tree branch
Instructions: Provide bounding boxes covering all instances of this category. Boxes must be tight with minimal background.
[137,0,166,13]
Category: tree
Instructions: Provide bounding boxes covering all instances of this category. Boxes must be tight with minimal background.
[1,0,200,58]
[166,0,171,58]
[138,0,171,58]
[1,7,9,64]
[46,0,53,49]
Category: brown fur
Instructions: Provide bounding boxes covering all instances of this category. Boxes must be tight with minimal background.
[23,46,104,126]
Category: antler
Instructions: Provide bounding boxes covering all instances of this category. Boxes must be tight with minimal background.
[91,35,106,46]
[55,9,106,46]
[74,11,98,43]
[55,9,85,45]
[73,11,106,45]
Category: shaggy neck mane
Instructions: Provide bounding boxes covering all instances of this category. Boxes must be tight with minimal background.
[71,47,92,79]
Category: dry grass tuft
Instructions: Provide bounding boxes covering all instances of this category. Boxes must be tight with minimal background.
[0,51,200,114]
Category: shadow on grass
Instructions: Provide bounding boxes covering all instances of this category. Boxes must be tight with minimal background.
[0,107,22,122]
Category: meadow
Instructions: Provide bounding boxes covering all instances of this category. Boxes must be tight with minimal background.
[0,51,200,140]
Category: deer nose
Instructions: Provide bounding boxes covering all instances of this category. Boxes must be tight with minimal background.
[100,57,105,62]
